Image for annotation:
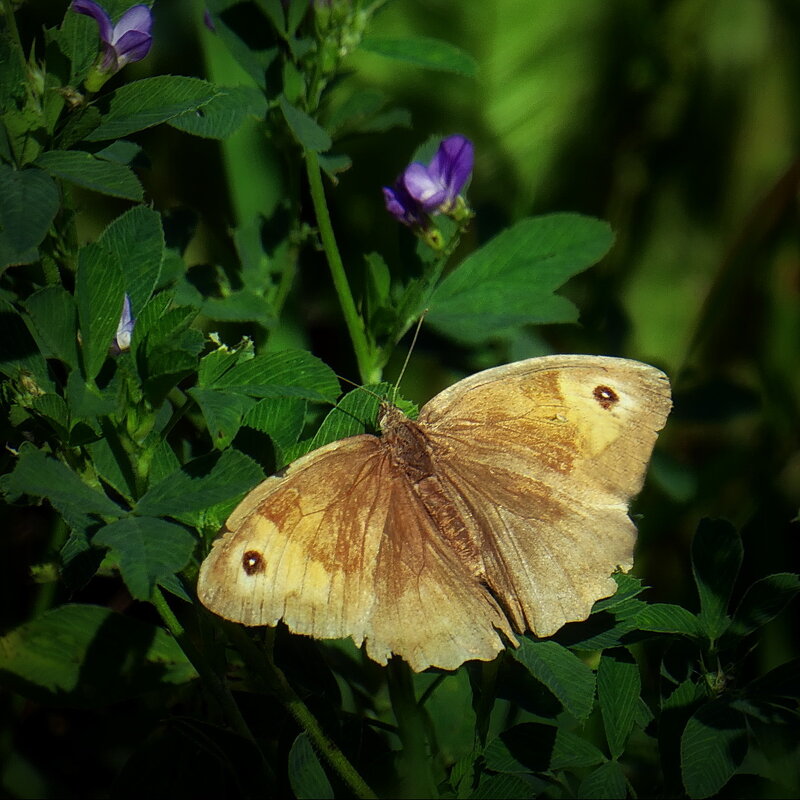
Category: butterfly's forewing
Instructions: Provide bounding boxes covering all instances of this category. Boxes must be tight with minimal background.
[197,434,515,671]
[419,355,672,637]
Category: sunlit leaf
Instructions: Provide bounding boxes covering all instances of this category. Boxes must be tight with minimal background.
[597,649,641,759]
[512,639,596,720]
[35,150,143,201]
[427,215,614,343]
[135,448,264,517]
[74,241,125,380]
[87,76,219,140]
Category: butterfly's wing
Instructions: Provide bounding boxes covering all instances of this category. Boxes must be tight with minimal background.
[197,435,514,671]
[419,355,671,637]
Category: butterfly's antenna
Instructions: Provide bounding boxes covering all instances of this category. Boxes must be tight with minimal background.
[337,374,385,403]
[392,310,428,405]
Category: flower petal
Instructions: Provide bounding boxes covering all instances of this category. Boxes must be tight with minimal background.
[71,0,113,44]
[429,134,473,198]
[113,30,153,65]
[112,4,153,42]
[383,184,423,226]
[402,162,447,210]
[99,41,119,71]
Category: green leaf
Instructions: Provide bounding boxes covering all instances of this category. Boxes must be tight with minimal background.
[557,597,645,651]
[35,150,143,201]
[65,369,115,422]
[726,573,800,640]
[635,603,702,637]
[681,699,748,799]
[197,340,254,386]
[592,573,647,613]
[99,206,165,316]
[597,648,641,759]
[31,393,71,440]
[87,435,137,500]
[577,760,627,800]
[242,396,306,456]
[188,388,256,450]
[287,733,333,800]
[0,604,196,707]
[135,448,264,518]
[169,85,267,139]
[691,519,742,640]
[283,383,400,464]
[471,773,542,799]
[209,349,341,403]
[203,7,275,89]
[75,241,125,380]
[0,299,53,390]
[279,95,331,153]
[94,140,142,164]
[201,289,274,326]
[86,76,219,141]
[512,639,596,720]
[134,302,197,357]
[361,36,478,77]
[0,31,27,113]
[23,286,80,369]
[49,10,99,84]
[93,517,197,601]
[0,165,59,269]
[55,105,102,149]
[484,723,605,773]
[427,214,614,343]
[7,444,124,532]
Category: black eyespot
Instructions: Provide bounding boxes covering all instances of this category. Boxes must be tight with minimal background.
[242,550,265,575]
[593,385,619,410]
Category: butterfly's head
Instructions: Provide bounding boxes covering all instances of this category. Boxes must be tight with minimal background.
[377,401,406,432]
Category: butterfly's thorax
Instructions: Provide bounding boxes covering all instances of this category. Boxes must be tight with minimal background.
[380,403,483,572]
[379,404,435,482]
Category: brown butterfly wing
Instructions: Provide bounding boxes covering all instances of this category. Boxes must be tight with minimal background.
[197,434,515,671]
[418,355,672,637]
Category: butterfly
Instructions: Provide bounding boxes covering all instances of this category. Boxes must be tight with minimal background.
[197,355,671,672]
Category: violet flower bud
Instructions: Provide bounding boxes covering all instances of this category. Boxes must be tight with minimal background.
[383,135,474,230]
[403,135,473,214]
[112,294,135,354]
[71,1,153,90]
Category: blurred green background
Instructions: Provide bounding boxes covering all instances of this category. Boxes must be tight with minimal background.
[4,0,799,796]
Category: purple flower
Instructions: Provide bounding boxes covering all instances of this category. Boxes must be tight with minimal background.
[112,294,135,353]
[72,1,153,80]
[383,135,473,228]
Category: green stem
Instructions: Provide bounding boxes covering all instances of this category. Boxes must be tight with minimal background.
[151,588,271,781]
[224,624,377,799]
[305,149,377,383]
[387,659,438,799]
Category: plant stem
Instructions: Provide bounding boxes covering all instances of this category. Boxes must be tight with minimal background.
[305,149,378,384]
[151,588,271,781]
[224,623,378,800]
